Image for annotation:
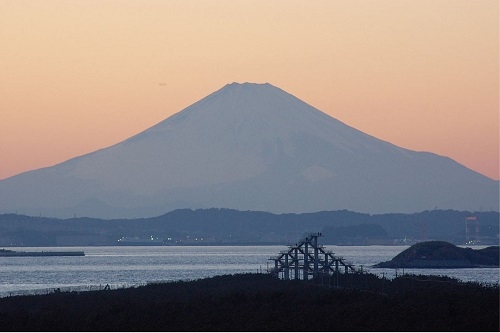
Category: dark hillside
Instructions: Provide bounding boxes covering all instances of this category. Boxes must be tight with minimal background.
[0,273,497,331]
[374,241,500,268]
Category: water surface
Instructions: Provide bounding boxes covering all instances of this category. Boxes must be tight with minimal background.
[0,245,497,297]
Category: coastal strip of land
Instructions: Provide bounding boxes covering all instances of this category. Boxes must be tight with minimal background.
[0,273,497,331]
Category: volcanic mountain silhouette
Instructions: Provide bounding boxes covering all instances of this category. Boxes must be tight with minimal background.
[1,83,498,218]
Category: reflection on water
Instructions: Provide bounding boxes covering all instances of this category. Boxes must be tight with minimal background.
[0,245,498,297]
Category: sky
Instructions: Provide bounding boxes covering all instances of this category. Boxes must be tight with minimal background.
[1,0,498,181]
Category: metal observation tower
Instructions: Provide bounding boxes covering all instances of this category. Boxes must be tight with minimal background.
[269,232,359,281]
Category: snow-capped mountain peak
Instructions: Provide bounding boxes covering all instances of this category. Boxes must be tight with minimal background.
[0,83,497,218]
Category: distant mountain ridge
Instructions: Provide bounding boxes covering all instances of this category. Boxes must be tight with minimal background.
[0,209,498,247]
[0,82,498,218]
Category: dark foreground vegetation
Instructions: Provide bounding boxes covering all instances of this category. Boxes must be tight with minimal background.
[0,273,497,331]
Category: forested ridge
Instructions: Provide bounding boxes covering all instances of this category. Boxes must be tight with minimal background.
[0,209,498,246]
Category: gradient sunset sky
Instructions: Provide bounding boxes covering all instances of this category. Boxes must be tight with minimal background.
[1,0,498,181]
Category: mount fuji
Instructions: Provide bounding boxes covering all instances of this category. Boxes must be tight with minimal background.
[1,82,498,218]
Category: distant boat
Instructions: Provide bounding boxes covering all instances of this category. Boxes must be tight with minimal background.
[0,249,85,257]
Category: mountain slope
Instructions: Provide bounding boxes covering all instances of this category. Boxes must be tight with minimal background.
[0,82,498,218]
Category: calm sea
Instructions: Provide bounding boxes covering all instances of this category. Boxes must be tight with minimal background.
[0,245,498,297]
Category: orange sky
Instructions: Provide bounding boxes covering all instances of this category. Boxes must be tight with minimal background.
[1,0,498,180]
